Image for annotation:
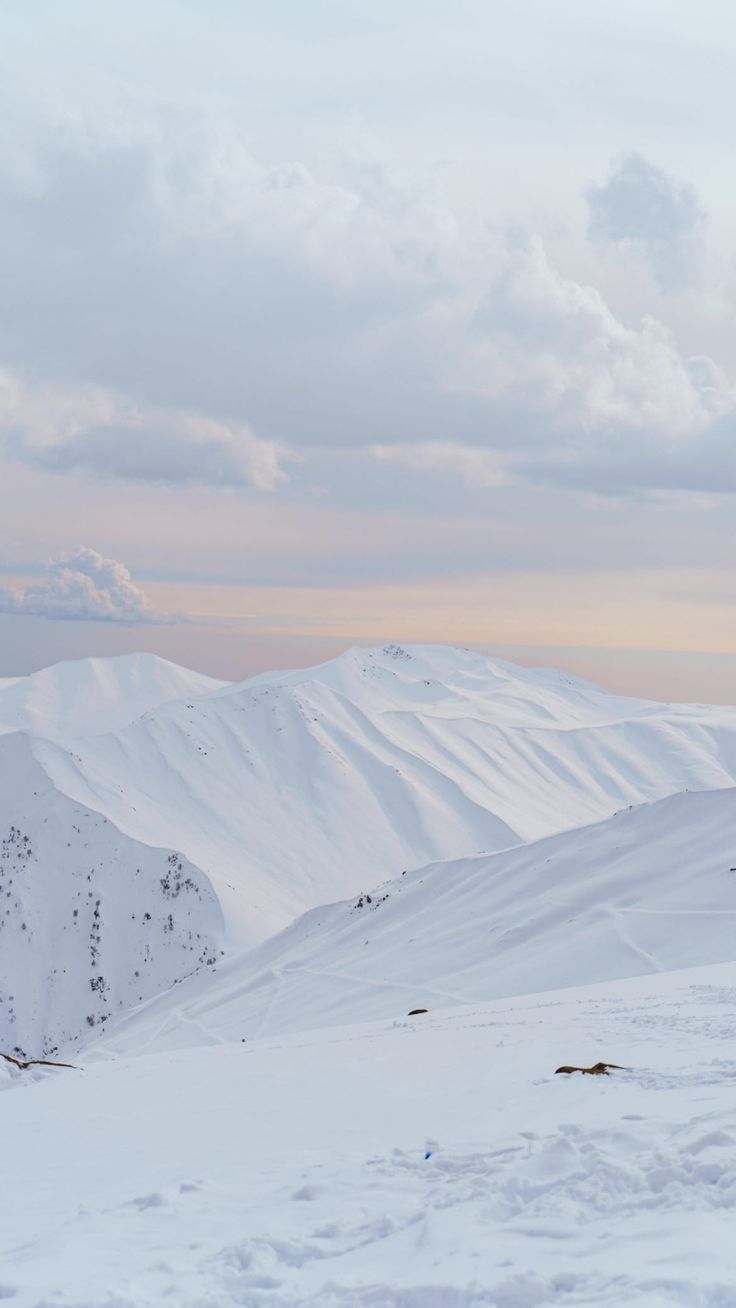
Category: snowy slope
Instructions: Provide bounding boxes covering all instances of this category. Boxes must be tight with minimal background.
[4,963,736,1306]
[0,651,224,739]
[95,785,736,1052]
[0,731,224,1056]
[5,642,736,1057]
[31,644,736,948]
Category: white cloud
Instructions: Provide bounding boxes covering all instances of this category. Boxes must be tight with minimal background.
[0,105,734,505]
[0,371,293,490]
[142,114,466,292]
[455,237,733,438]
[587,154,704,290]
[0,548,160,623]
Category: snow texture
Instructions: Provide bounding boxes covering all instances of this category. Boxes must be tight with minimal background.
[4,966,736,1306]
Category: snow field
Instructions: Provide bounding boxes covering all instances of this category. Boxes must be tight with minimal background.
[3,965,736,1306]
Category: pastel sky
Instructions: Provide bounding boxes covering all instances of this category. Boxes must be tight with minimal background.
[1,1,734,698]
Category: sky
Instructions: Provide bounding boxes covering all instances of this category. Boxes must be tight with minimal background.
[0,0,734,699]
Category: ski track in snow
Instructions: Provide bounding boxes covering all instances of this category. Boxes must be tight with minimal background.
[602,905,666,974]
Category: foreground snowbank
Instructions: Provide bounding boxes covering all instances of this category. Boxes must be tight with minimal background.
[4,963,736,1306]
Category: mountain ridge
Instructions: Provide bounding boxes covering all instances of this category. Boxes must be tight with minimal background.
[91,783,736,1055]
[3,642,736,1056]
[31,642,736,947]
[0,650,225,740]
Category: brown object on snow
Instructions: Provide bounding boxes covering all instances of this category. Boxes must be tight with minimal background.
[407,1008,428,1015]
[1,1051,77,1071]
[555,1061,628,1076]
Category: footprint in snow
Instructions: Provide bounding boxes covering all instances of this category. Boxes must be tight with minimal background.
[126,1192,167,1211]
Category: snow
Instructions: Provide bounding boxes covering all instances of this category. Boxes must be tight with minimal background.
[28,643,736,956]
[0,652,224,740]
[4,964,736,1305]
[4,642,736,1055]
[3,642,736,1304]
[0,732,224,1056]
[96,786,736,1052]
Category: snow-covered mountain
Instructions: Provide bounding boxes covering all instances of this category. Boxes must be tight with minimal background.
[4,641,736,1055]
[4,644,736,1306]
[95,784,736,1052]
[0,651,223,740]
[0,731,224,1057]
[30,643,736,948]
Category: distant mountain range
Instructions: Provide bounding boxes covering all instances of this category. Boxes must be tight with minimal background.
[3,643,736,1055]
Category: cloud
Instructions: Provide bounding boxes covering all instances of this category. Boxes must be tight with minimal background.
[369,442,511,487]
[169,124,462,290]
[517,408,736,498]
[586,154,704,289]
[0,548,161,623]
[458,237,732,438]
[0,104,734,508]
[0,371,293,490]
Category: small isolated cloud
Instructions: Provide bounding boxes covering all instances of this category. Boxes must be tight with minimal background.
[587,154,704,289]
[0,372,294,491]
[0,548,162,623]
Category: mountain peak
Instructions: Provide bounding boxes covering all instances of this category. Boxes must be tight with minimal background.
[0,651,225,740]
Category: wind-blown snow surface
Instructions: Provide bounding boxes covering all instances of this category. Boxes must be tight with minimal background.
[4,964,736,1306]
[4,642,736,1054]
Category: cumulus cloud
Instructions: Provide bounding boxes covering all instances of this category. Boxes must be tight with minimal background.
[0,371,293,489]
[0,103,734,505]
[171,128,461,290]
[587,154,704,289]
[0,548,160,623]
[458,237,732,438]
